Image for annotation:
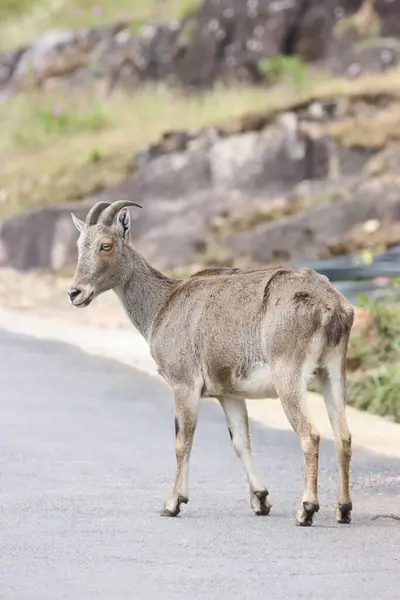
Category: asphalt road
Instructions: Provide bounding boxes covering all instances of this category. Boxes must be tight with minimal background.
[1,329,399,600]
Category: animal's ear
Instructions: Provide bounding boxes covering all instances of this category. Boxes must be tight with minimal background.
[117,207,131,240]
[71,213,84,233]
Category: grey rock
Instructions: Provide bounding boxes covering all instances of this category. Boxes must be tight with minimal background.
[0,201,90,271]
[13,29,77,82]
[226,180,400,263]
[0,47,26,93]
[0,187,259,271]
[326,37,400,79]
[3,0,400,93]
[0,97,379,272]
[132,149,212,199]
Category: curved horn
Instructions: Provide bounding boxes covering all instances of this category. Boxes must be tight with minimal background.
[85,201,111,226]
[98,200,142,226]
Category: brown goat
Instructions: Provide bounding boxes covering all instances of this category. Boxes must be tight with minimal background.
[69,200,355,526]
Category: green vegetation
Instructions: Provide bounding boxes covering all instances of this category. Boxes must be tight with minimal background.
[347,280,400,422]
[0,0,35,19]
[258,54,309,90]
[0,94,110,150]
[349,366,400,423]
[309,280,400,422]
[353,282,400,369]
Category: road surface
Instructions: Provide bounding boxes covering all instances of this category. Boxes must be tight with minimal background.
[1,329,399,599]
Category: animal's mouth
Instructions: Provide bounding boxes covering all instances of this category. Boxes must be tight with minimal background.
[73,291,94,308]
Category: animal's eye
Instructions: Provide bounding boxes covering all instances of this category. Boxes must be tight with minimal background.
[101,242,113,251]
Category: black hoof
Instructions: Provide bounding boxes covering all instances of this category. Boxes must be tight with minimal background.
[253,490,272,516]
[160,495,188,517]
[297,502,320,527]
[336,502,353,524]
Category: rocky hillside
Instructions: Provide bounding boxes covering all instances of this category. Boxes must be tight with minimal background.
[1,84,400,273]
[1,0,400,278]
[1,0,400,94]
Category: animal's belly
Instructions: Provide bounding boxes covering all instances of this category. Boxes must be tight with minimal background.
[231,363,278,399]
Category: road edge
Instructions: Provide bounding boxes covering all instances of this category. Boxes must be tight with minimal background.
[1,306,399,460]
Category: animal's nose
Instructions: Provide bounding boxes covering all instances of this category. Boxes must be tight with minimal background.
[68,288,81,302]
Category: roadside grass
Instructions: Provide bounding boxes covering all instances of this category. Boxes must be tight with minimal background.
[347,281,400,422]
[348,365,400,423]
[352,282,400,369]
[0,0,202,51]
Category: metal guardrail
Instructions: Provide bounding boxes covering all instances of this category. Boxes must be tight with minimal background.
[296,245,400,303]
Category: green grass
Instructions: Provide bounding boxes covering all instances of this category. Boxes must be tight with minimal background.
[353,281,400,368]
[348,365,400,423]
[0,0,35,19]
[258,54,309,91]
[347,280,400,422]
[0,0,202,51]
[0,95,110,151]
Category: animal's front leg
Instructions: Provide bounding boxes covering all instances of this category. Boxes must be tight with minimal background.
[161,386,200,517]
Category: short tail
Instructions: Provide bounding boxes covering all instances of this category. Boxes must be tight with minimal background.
[325,305,354,348]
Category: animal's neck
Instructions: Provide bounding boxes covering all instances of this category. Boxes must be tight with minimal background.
[114,246,179,340]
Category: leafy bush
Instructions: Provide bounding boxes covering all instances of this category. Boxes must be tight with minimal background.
[347,279,400,421]
[348,365,400,423]
[355,279,400,365]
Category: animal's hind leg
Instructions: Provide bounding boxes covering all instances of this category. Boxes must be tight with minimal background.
[318,350,353,524]
[219,397,271,515]
[274,366,320,527]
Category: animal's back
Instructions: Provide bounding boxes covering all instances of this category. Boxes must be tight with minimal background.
[150,265,353,394]
[153,265,352,339]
